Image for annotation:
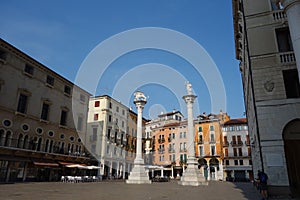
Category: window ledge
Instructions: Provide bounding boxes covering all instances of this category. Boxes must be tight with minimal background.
[59,124,68,129]
[23,71,33,78]
[64,93,71,97]
[15,111,27,117]
[45,83,54,88]
[40,119,50,124]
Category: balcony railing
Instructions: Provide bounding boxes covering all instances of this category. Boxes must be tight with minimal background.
[278,51,296,64]
[198,140,203,144]
[223,141,229,147]
[158,138,165,143]
[272,10,287,21]
[168,148,175,153]
[158,149,165,154]
[231,141,243,146]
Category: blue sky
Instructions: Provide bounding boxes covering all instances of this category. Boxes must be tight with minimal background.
[0,0,245,119]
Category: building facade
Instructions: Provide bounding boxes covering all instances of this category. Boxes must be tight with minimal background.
[147,111,187,178]
[222,118,253,181]
[87,95,128,179]
[194,112,230,181]
[0,39,93,182]
[87,96,148,179]
[232,0,300,196]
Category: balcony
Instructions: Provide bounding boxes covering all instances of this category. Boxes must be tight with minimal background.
[223,141,229,147]
[209,139,215,144]
[278,51,296,64]
[198,140,203,144]
[231,141,243,147]
[168,148,175,153]
[158,138,165,143]
[272,10,287,21]
[158,149,165,154]
[245,140,250,146]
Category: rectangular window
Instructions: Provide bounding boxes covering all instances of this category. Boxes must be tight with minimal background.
[249,160,252,165]
[248,147,251,156]
[17,94,28,113]
[64,85,71,95]
[211,145,215,156]
[234,160,238,166]
[232,135,236,144]
[180,154,183,162]
[122,109,125,115]
[184,154,187,162]
[116,106,119,112]
[94,101,100,107]
[94,113,99,121]
[172,133,175,139]
[199,146,203,156]
[108,115,112,122]
[109,102,112,109]
[77,116,83,131]
[80,94,86,102]
[46,75,54,86]
[24,64,34,75]
[198,134,203,143]
[107,129,111,139]
[92,128,97,141]
[210,133,215,142]
[283,69,300,98]
[210,125,214,131]
[198,126,202,132]
[183,132,186,138]
[276,28,293,52]
[169,155,172,161]
[60,110,67,126]
[239,160,244,165]
[233,148,237,156]
[41,103,50,120]
[225,148,228,157]
[238,148,243,156]
[0,50,6,61]
[225,160,229,165]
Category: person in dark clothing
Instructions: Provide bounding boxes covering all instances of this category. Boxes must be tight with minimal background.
[257,170,268,200]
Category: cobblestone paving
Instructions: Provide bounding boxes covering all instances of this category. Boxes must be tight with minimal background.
[0,180,287,200]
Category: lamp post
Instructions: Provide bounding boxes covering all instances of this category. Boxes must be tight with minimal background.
[126,91,151,184]
[179,82,208,186]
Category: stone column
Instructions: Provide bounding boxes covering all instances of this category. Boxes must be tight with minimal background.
[126,91,151,184]
[282,0,300,81]
[179,82,208,186]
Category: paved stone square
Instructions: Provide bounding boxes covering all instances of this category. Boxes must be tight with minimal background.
[0,180,266,200]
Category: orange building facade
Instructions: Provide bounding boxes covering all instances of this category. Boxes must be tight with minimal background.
[194,112,230,180]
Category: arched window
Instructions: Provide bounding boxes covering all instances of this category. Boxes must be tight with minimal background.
[49,140,54,153]
[17,134,24,148]
[37,137,42,151]
[0,129,5,146]
[4,130,12,147]
[44,139,49,152]
[23,135,29,149]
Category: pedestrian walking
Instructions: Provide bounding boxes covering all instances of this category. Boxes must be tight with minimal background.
[257,170,268,200]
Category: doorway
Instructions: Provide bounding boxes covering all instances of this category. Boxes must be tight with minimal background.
[283,119,300,197]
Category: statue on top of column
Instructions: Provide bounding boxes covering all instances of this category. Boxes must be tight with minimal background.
[186,81,193,95]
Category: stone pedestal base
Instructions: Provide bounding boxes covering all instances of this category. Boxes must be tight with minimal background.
[126,164,151,184]
[178,164,208,186]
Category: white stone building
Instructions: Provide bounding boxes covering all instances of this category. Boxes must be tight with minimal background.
[87,95,128,179]
[222,118,253,181]
[0,38,92,182]
[232,0,300,196]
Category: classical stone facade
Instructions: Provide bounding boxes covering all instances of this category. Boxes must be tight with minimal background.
[0,39,92,182]
[232,0,300,197]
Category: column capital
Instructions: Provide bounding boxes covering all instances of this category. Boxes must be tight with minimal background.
[182,94,197,104]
